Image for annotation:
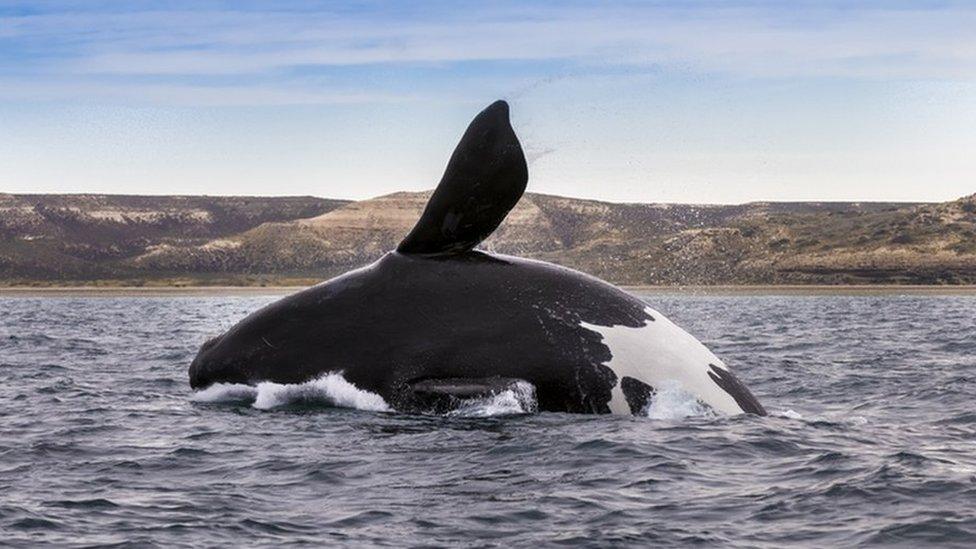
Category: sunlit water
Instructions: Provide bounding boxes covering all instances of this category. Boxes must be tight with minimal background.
[1,293,975,547]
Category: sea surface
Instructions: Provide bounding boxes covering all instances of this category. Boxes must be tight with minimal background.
[1,292,975,547]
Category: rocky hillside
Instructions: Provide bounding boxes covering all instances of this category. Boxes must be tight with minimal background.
[0,194,347,282]
[2,191,975,285]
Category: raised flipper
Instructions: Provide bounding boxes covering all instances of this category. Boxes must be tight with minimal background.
[397,100,528,256]
[406,377,528,413]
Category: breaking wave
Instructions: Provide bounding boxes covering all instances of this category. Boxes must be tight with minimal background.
[446,380,539,417]
[191,374,538,417]
[191,373,391,412]
[774,409,804,420]
[642,381,716,420]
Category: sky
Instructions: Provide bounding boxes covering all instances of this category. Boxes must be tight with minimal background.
[0,1,974,204]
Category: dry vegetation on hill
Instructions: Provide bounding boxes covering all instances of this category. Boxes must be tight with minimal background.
[1,192,974,286]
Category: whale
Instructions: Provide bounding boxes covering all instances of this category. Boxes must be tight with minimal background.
[189,100,766,416]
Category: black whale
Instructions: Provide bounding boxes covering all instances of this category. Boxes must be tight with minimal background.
[189,101,765,416]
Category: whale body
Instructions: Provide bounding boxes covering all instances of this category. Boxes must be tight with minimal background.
[189,101,766,416]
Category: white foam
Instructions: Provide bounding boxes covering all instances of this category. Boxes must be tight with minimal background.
[643,380,716,420]
[774,409,804,420]
[190,373,391,412]
[190,383,257,403]
[447,380,538,417]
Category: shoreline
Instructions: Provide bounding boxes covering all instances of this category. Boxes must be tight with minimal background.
[2,284,976,297]
[622,284,976,296]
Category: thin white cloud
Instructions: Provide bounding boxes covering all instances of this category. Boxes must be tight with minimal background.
[1,3,975,105]
[0,78,420,106]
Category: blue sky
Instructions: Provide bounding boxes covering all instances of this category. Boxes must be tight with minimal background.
[1,1,974,203]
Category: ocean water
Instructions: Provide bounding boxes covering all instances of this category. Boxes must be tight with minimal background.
[1,292,975,547]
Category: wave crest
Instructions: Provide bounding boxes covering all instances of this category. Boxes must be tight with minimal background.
[447,380,539,417]
[191,373,391,412]
[643,381,716,420]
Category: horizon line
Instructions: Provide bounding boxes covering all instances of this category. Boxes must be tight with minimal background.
[6,188,968,207]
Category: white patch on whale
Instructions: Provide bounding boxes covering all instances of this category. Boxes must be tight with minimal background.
[579,306,744,415]
[191,372,391,412]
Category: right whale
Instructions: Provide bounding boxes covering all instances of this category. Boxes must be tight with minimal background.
[190,100,766,416]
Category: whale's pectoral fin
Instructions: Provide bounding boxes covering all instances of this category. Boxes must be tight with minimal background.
[397,100,528,256]
[405,376,528,413]
[707,364,767,416]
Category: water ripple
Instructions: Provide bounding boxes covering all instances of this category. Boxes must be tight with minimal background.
[1,294,974,546]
